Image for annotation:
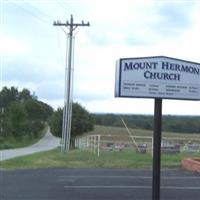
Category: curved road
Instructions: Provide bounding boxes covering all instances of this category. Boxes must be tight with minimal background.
[0,128,60,161]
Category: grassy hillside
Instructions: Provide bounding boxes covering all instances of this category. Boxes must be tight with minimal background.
[86,125,200,140]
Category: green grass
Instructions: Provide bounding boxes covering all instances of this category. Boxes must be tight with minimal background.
[1,148,199,170]
[0,126,48,150]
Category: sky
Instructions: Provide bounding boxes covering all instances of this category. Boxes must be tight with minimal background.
[1,0,200,115]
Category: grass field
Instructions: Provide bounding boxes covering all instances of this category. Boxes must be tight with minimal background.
[1,148,200,170]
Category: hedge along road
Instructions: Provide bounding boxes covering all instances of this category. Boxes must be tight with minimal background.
[0,127,60,161]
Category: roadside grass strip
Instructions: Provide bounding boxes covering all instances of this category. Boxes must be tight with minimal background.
[1,148,200,169]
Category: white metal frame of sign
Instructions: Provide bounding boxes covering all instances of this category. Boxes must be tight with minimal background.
[115,56,200,100]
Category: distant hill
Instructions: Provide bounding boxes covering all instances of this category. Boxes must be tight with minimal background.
[92,113,200,134]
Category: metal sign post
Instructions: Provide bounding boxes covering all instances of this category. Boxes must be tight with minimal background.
[152,98,162,200]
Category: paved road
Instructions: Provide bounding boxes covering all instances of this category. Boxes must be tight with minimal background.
[0,128,60,161]
[0,168,200,200]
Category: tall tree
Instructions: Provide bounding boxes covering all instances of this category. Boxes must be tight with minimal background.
[71,103,94,138]
[0,86,19,108]
[48,108,63,138]
[19,88,32,101]
[8,102,28,138]
[0,87,53,141]
[49,102,94,148]
[24,99,45,121]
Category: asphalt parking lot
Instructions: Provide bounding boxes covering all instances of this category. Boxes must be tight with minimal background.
[0,168,200,200]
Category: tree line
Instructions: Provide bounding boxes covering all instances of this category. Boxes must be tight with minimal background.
[0,87,53,142]
[5,86,200,149]
[0,86,94,149]
[92,113,200,134]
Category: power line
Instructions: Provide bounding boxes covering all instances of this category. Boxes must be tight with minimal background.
[8,2,51,25]
[25,2,54,22]
[55,28,65,67]
[53,15,90,152]
[56,0,68,13]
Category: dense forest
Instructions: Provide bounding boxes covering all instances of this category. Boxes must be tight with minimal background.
[0,87,53,148]
[92,113,200,134]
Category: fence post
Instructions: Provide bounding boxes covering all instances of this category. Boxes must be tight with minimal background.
[97,135,101,157]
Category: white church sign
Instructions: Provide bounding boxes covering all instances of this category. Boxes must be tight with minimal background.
[115,56,200,100]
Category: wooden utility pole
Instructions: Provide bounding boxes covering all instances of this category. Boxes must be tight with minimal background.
[53,15,90,152]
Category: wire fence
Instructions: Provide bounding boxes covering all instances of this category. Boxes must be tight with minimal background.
[75,134,200,157]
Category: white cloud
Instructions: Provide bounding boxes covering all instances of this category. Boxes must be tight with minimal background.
[0,33,29,55]
[36,81,64,100]
[81,98,154,114]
